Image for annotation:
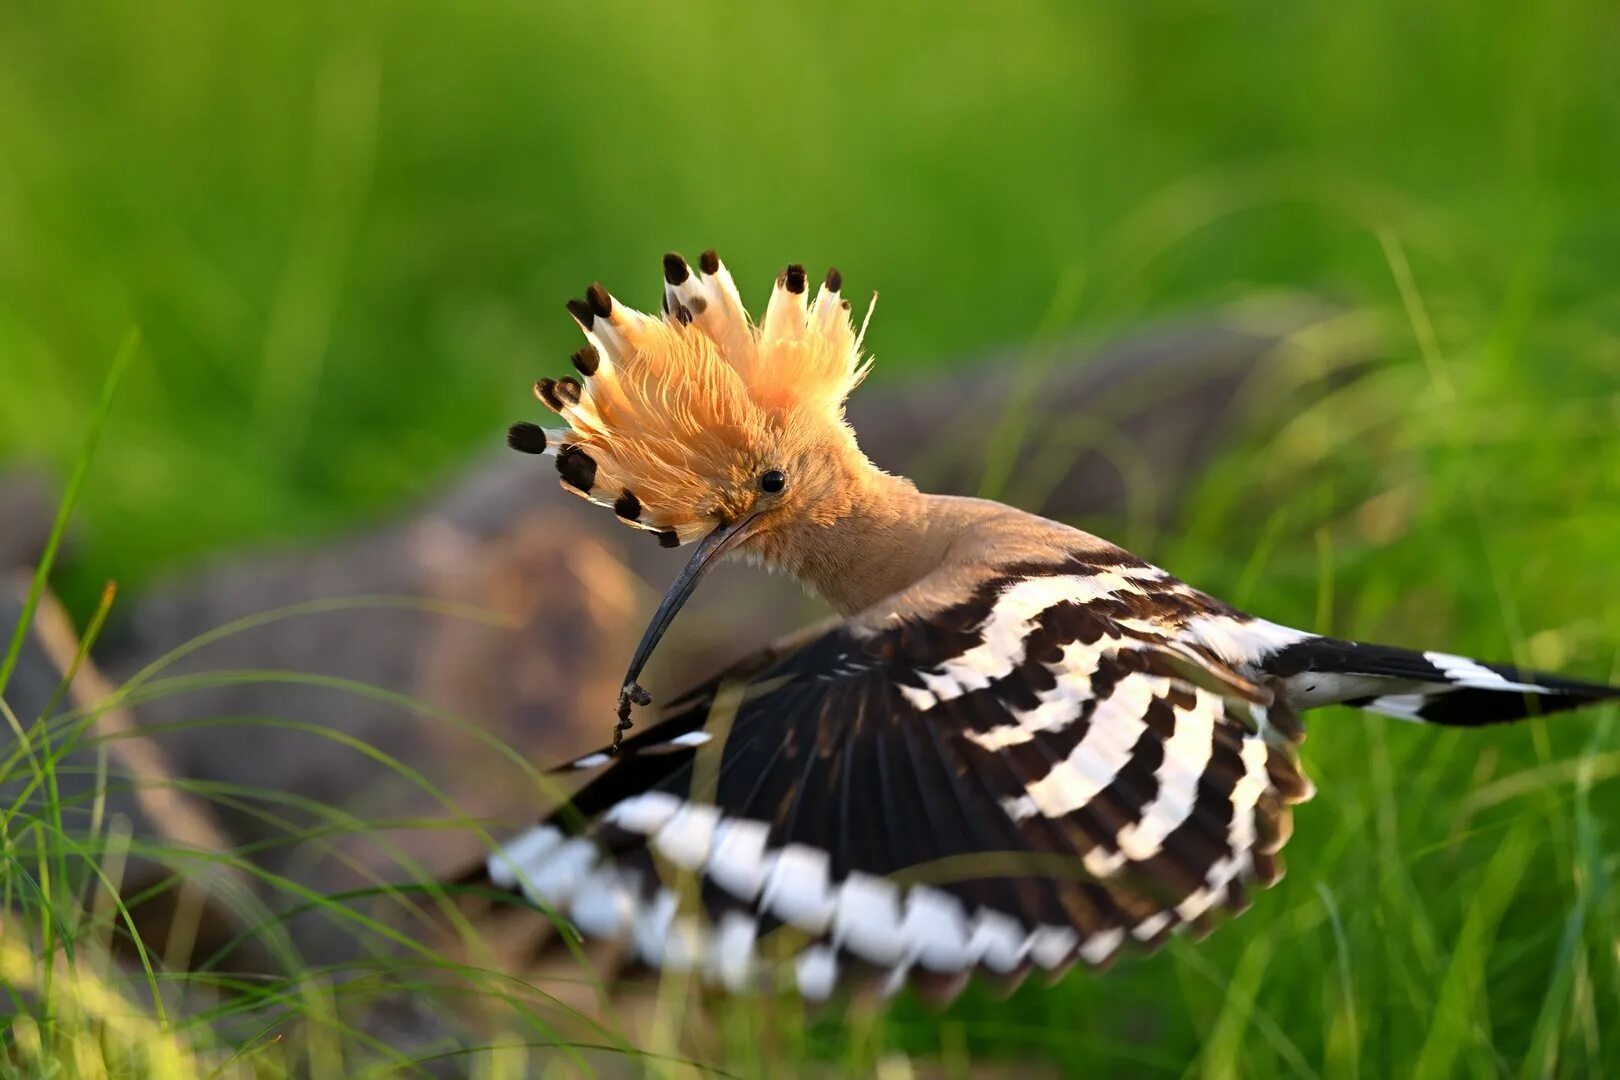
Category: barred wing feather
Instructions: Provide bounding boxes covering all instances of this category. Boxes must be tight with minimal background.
[480,562,1313,1001]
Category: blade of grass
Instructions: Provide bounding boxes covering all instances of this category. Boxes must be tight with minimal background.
[1412,820,1536,1076]
[1316,882,1360,1080]
[32,580,120,969]
[0,328,136,701]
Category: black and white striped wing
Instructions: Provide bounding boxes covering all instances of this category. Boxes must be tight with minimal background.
[483,568,1313,1000]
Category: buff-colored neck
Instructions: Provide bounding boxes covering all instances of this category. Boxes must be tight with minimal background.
[763,450,1107,618]
[748,443,971,615]
[779,472,934,614]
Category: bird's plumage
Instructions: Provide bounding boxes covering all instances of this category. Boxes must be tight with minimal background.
[480,252,1619,1003]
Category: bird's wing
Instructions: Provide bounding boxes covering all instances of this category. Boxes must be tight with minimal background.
[480,557,1313,1001]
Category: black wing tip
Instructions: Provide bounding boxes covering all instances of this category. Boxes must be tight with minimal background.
[1352,677,1620,727]
[1265,636,1620,715]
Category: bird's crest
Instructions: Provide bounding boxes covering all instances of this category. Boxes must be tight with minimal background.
[508,251,873,545]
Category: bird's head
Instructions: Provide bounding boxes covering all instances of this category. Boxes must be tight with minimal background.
[507,250,877,746]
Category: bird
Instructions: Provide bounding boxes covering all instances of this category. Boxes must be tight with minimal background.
[484,250,1618,1004]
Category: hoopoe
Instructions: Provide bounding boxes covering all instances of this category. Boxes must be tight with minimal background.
[486,251,1618,1003]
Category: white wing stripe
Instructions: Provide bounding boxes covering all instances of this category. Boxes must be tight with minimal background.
[1002,676,1162,821]
[903,886,972,970]
[569,865,638,937]
[1423,650,1547,693]
[1079,928,1125,965]
[487,824,564,888]
[1361,693,1429,720]
[1182,613,1311,669]
[832,872,906,965]
[964,638,1111,751]
[710,912,759,992]
[707,818,771,900]
[760,844,837,932]
[652,803,721,870]
[1115,689,1222,860]
[604,790,684,833]
[518,837,596,906]
[1175,733,1270,921]
[907,572,1146,711]
[795,946,840,1000]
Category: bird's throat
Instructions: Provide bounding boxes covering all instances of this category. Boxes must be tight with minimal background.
[769,468,949,616]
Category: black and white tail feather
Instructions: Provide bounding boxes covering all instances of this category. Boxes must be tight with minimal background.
[1254,633,1616,725]
[463,550,1618,1003]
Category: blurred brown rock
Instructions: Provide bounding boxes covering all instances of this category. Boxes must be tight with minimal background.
[0,466,61,570]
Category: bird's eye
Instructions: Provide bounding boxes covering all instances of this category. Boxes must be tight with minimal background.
[759,469,787,494]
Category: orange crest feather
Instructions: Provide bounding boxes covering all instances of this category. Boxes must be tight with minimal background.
[513,254,872,543]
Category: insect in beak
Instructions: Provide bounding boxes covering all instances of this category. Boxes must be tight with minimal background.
[612,512,766,752]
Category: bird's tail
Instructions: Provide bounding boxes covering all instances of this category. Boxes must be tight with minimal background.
[1256,635,1618,725]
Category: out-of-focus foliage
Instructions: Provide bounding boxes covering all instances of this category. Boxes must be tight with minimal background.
[2,1,1614,587]
[1,1,1618,1075]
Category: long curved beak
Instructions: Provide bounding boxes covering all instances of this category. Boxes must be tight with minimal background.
[612,513,764,751]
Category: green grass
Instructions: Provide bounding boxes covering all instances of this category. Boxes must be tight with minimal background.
[3,0,1620,1074]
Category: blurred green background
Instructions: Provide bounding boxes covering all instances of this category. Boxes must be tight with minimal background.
[2,0,1619,1073]
[4,1,1614,590]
